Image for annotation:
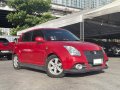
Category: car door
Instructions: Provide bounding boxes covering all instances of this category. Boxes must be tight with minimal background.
[19,31,33,63]
[28,30,46,65]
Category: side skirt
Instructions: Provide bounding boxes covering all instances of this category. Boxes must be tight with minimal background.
[20,63,46,71]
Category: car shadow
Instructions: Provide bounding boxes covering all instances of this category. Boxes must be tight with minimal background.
[108,54,120,57]
[0,58,12,61]
[21,67,105,78]
[22,67,46,74]
[65,71,105,78]
[109,56,120,58]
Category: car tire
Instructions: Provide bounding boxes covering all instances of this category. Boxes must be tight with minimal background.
[46,55,65,78]
[13,54,21,70]
[7,55,12,60]
[112,46,119,56]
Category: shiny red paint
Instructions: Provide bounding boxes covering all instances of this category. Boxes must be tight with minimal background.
[13,28,108,71]
[0,39,15,52]
[0,38,14,60]
[0,42,13,50]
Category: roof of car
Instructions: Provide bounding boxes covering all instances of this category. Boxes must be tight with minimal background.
[31,28,64,31]
[22,28,65,34]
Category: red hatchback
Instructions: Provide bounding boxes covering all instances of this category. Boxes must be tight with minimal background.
[13,28,108,78]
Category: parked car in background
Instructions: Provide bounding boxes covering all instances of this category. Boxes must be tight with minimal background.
[86,39,120,56]
[0,38,14,60]
[13,28,108,78]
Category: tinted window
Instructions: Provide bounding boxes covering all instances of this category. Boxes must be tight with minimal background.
[42,29,79,41]
[32,30,44,41]
[0,38,9,43]
[22,31,33,42]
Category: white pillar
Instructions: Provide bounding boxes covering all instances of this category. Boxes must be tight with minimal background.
[80,15,84,41]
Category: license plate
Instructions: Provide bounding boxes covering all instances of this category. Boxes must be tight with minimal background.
[93,59,103,65]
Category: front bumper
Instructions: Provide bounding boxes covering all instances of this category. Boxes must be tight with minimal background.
[0,51,12,58]
[64,65,108,74]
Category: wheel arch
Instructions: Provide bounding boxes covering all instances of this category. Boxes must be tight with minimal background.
[46,53,61,61]
[46,52,63,64]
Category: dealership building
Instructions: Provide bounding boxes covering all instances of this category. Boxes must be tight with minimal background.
[51,0,112,17]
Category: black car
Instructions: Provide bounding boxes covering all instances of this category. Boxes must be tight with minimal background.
[86,39,120,56]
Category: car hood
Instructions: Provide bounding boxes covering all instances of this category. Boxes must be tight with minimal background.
[48,41,101,51]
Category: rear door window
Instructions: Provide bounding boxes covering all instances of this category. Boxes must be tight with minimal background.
[22,31,33,42]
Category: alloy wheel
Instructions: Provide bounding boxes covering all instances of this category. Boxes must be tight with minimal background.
[48,58,63,75]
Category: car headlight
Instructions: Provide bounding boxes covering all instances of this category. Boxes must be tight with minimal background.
[64,46,81,56]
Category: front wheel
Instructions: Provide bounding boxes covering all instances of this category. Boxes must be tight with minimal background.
[13,55,21,70]
[46,55,65,78]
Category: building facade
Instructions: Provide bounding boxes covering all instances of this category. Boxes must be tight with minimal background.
[51,0,113,17]
[52,0,112,9]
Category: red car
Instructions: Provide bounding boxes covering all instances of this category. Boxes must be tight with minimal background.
[13,28,108,78]
[0,38,13,60]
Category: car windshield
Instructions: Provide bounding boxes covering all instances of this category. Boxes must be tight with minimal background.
[0,38,9,43]
[42,29,80,41]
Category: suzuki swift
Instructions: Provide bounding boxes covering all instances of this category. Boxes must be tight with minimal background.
[13,28,108,78]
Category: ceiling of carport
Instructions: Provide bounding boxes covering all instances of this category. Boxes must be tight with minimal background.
[62,12,120,39]
[92,12,120,27]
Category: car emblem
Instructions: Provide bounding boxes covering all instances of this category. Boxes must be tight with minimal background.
[93,51,97,54]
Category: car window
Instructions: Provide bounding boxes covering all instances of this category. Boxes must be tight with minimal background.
[42,29,79,41]
[32,30,44,41]
[22,31,33,42]
[0,38,9,43]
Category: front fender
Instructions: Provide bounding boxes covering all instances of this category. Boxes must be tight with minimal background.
[46,46,72,69]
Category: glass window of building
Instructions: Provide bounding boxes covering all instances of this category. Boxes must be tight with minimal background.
[51,0,112,9]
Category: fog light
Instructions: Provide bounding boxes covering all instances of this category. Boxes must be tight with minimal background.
[75,64,83,70]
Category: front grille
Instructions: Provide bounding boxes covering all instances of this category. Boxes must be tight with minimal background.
[84,50,104,66]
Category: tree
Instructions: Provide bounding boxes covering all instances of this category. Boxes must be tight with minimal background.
[7,0,55,35]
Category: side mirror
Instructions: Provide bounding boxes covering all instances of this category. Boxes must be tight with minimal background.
[35,37,45,43]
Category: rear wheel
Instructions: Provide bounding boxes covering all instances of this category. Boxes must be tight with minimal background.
[46,55,64,78]
[13,55,21,70]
